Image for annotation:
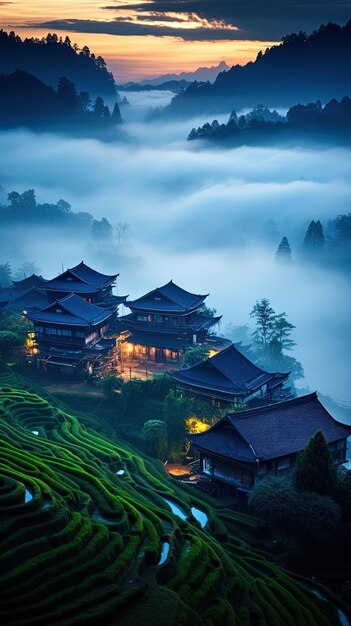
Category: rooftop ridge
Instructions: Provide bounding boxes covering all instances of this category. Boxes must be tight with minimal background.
[228,392,318,420]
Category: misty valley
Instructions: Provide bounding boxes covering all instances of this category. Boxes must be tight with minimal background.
[0,17,351,626]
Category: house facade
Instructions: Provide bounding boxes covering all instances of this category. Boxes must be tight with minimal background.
[2,262,127,377]
[189,393,351,495]
[170,343,289,406]
[28,293,116,375]
[118,280,221,363]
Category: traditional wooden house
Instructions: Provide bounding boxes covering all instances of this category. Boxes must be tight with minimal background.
[0,274,48,311]
[4,287,49,314]
[188,393,351,498]
[41,261,125,310]
[170,343,289,406]
[27,293,116,375]
[118,280,221,363]
[1,263,127,375]
[12,274,48,294]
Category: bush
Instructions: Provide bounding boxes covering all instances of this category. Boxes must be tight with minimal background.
[295,491,342,544]
[101,375,123,400]
[248,477,298,526]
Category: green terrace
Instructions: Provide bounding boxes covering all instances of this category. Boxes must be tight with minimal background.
[0,365,347,626]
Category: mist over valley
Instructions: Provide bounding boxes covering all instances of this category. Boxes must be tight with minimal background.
[1,92,350,405]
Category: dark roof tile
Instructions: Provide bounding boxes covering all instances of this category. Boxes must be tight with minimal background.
[189,393,351,462]
[171,344,288,394]
[127,280,208,313]
[28,293,112,326]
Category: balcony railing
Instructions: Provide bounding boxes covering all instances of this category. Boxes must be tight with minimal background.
[256,466,295,481]
[37,335,85,347]
[120,318,194,334]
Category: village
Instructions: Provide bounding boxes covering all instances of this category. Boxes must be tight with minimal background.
[0,260,349,506]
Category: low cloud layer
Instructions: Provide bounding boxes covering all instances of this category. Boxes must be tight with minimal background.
[0,100,350,403]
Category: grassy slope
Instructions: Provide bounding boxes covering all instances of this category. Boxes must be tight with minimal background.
[0,365,342,626]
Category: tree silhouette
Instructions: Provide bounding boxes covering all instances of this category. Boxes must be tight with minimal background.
[303,220,325,255]
[250,298,276,350]
[0,262,12,287]
[275,236,292,263]
[142,419,168,457]
[112,102,122,123]
[294,430,337,497]
[57,76,79,112]
[8,189,36,210]
[115,222,131,244]
[91,218,113,240]
[180,344,209,367]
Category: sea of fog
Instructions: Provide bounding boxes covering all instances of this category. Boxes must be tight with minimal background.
[0,90,350,406]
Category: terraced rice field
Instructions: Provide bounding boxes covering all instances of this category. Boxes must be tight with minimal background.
[0,366,343,625]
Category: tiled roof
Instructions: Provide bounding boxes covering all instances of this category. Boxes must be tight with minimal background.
[68,262,118,286]
[127,280,208,313]
[45,262,118,291]
[171,344,288,394]
[12,274,47,293]
[28,293,112,326]
[189,393,351,462]
[4,287,49,312]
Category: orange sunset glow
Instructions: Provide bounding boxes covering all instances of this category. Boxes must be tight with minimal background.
[0,1,277,81]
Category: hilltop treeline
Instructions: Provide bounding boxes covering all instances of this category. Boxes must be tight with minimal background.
[0,70,122,134]
[188,97,351,145]
[0,189,117,240]
[0,29,116,95]
[163,21,351,117]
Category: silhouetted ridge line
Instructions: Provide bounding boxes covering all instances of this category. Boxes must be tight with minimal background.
[0,29,116,95]
[160,20,351,117]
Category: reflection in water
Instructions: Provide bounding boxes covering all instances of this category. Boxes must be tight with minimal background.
[24,489,33,503]
[163,497,187,521]
[158,541,170,565]
[191,506,208,528]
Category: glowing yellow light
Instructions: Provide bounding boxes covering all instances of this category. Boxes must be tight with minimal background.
[208,349,218,358]
[126,342,133,354]
[186,417,209,434]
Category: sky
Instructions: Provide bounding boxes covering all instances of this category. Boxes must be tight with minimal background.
[1,1,350,80]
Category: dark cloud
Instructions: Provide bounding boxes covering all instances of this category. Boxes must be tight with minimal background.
[103,0,351,39]
[30,0,351,41]
[28,19,249,41]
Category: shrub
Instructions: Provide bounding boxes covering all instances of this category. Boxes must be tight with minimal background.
[248,477,298,526]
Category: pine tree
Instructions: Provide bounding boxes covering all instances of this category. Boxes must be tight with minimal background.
[294,430,337,497]
[273,313,296,352]
[250,298,276,351]
[303,220,325,255]
[112,102,122,123]
[275,236,292,263]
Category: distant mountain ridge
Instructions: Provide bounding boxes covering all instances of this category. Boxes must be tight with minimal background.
[0,29,116,96]
[117,79,190,93]
[119,60,229,91]
[161,21,351,118]
[138,60,230,85]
